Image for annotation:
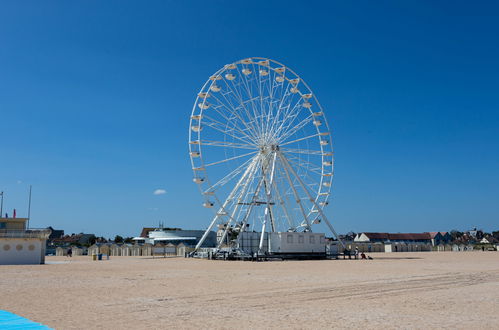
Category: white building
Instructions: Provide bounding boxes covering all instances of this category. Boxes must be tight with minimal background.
[238,231,326,255]
[0,218,50,265]
[133,226,216,247]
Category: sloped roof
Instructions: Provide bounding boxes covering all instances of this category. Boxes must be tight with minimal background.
[362,232,431,241]
[140,227,155,238]
[362,232,390,240]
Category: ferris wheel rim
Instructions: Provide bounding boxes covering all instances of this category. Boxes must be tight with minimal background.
[188,57,334,233]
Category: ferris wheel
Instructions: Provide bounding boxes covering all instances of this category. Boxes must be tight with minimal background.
[189,57,341,252]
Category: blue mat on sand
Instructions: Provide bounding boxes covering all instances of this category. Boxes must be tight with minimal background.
[0,310,52,329]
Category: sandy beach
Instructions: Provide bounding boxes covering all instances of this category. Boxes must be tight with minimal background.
[1,252,498,329]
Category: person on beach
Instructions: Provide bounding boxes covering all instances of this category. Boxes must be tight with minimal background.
[67,247,72,257]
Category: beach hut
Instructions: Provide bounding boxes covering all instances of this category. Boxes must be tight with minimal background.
[55,247,66,256]
[110,244,121,256]
[120,244,131,256]
[141,243,152,256]
[152,243,165,256]
[165,243,177,255]
[72,246,83,256]
[452,244,459,252]
[130,244,142,256]
[88,244,100,256]
[100,244,111,256]
[177,243,186,256]
[176,243,194,257]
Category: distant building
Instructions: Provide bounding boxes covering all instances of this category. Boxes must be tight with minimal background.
[52,233,95,246]
[355,232,432,244]
[134,225,216,247]
[427,232,452,246]
[46,226,64,242]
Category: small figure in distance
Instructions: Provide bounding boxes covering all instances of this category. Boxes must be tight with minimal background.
[361,252,367,260]
[355,247,359,259]
[67,247,72,258]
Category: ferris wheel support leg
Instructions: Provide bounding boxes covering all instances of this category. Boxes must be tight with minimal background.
[235,173,266,249]
[277,153,312,231]
[216,159,259,249]
[278,152,345,249]
[271,176,295,230]
[258,216,267,253]
[194,156,259,252]
[263,152,278,232]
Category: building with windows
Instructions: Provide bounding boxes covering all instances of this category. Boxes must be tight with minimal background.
[133,225,216,247]
[0,217,50,265]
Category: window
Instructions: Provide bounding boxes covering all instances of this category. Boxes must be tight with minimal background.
[298,235,304,244]
[287,234,293,244]
[309,235,315,244]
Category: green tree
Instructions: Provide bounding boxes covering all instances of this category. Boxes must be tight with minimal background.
[114,235,124,244]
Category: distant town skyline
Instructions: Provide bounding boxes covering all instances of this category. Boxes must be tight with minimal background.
[1,1,498,237]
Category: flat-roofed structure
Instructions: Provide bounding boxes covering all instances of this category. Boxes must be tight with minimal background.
[133,226,216,247]
[1,218,51,265]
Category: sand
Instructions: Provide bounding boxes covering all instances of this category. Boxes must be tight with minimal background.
[0,252,498,329]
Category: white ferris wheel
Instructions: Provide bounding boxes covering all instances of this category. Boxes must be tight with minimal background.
[189,57,341,252]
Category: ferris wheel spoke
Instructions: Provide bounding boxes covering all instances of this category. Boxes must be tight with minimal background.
[197,140,257,150]
[271,89,307,138]
[280,147,323,156]
[203,155,257,194]
[203,150,258,167]
[285,155,323,176]
[209,93,260,141]
[223,76,263,137]
[202,115,256,145]
[277,113,314,144]
[213,81,261,140]
[279,133,320,147]
[235,65,261,123]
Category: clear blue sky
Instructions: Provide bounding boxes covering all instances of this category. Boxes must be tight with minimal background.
[1,1,498,238]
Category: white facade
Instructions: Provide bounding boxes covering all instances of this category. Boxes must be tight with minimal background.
[0,238,46,265]
[238,232,326,254]
[269,232,325,254]
[238,232,268,255]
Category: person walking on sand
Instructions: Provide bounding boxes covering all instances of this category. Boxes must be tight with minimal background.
[67,247,72,258]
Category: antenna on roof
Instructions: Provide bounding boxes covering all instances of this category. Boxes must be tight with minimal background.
[27,185,32,229]
[0,191,3,219]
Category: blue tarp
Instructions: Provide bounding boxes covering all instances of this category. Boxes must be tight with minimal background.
[0,310,52,329]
